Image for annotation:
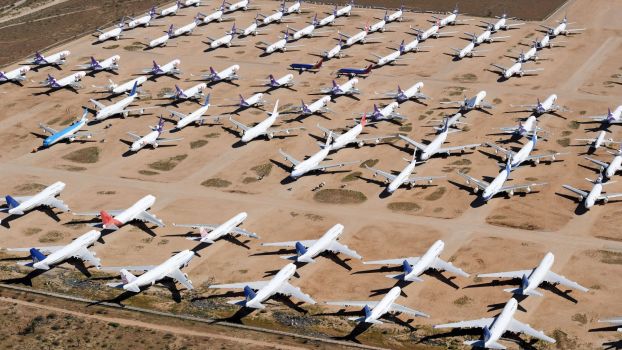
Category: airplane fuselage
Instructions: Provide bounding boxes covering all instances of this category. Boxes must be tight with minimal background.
[293,24,315,40]
[204,9,224,23]
[95,93,137,120]
[124,250,194,292]
[1,66,29,81]
[263,11,283,25]
[319,14,335,26]
[266,38,287,53]
[366,287,400,322]
[486,298,519,347]
[160,3,179,16]
[242,114,277,142]
[304,96,331,115]
[510,139,536,168]
[246,263,296,308]
[522,253,554,294]
[369,19,385,33]
[128,14,153,28]
[335,4,351,17]
[151,59,181,76]
[292,147,331,178]
[111,195,156,225]
[43,118,87,147]
[606,155,622,178]
[210,33,234,48]
[386,9,402,22]
[406,240,445,279]
[176,83,206,101]
[344,30,367,46]
[387,161,416,193]
[149,33,170,48]
[420,131,448,160]
[98,27,122,42]
[297,224,343,262]
[377,50,401,66]
[458,42,475,58]
[203,212,247,242]
[33,50,70,67]
[173,21,197,37]
[333,78,358,95]
[110,76,147,94]
[482,168,510,201]
[8,181,66,215]
[33,230,100,269]
[177,105,210,129]
[227,0,249,12]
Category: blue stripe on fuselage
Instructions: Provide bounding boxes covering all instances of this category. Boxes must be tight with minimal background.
[43,120,85,147]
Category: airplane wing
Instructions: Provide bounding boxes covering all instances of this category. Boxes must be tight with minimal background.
[127,132,142,141]
[209,281,269,290]
[435,317,495,329]
[398,134,426,150]
[326,300,379,308]
[317,124,342,139]
[310,160,360,172]
[73,131,93,139]
[262,240,317,248]
[229,117,250,131]
[231,227,259,238]
[584,157,609,168]
[490,35,510,40]
[276,282,316,304]
[366,166,397,182]
[136,210,164,227]
[457,172,489,190]
[39,124,58,134]
[123,106,160,114]
[172,223,219,230]
[73,247,101,267]
[431,257,469,278]
[485,142,512,156]
[155,136,183,144]
[169,110,188,119]
[266,126,306,136]
[436,30,458,37]
[89,99,107,110]
[436,143,480,154]
[524,152,564,163]
[404,175,446,185]
[42,197,70,211]
[543,271,589,292]
[498,182,547,193]
[598,192,622,201]
[167,268,193,290]
[388,303,429,318]
[100,265,157,272]
[363,257,420,266]
[507,318,556,343]
[566,28,586,33]
[279,149,300,166]
[327,241,361,259]
[562,184,589,198]
[506,23,525,28]
[490,63,507,71]
[6,246,64,254]
[354,135,396,145]
[539,24,554,30]
[521,68,544,75]
[477,269,533,279]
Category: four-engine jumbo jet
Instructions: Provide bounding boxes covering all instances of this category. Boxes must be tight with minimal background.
[173,212,259,244]
[562,175,622,209]
[326,286,429,325]
[399,118,480,160]
[26,50,71,69]
[1,182,69,223]
[485,131,565,169]
[261,223,361,263]
[74,194,164,230]
[434,298,556,349]
[3,230,101,271]
[39,108,92,148]
[366,152,446,194]
[477,252,588,297]
[229,100,305,142]
[585,147,622,179]
[125,118,183,152]
[209,263,316,308]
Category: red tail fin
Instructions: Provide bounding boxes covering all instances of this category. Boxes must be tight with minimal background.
[101,210,122,229]
[361,113,367,127]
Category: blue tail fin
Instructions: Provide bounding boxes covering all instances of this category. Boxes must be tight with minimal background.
[295,242,307,256]
[5,195,20,209]
[129,81,138,96]
[520,274,529,291]
[243,286,257,301]
[30,248,46,263]
[402,260,413,274]
[203,94,210,106]
[363,305,372,319]
[483,325,492,342]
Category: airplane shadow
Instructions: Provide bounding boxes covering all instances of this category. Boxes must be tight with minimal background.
[0,206,62,229]
[447,180,487,208]
[554,192,589,215]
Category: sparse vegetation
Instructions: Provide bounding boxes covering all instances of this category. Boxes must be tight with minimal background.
[251,163,273,178]
[190,140,208,149]
[590,250,622,264]
[62,147,100,164]
[148,155,187,171]
[201,178,232,188]
[569,120,580,129]
[139,170,159,176]
[398,123,412,132]
[23,228,42,236]
[424,187,446,201]
[103,45,119,49]
[557,138,570,147]
[571,313,587,325]
[205,133,220,139]
[360,159,379,168]
[97,190,116,195]
[242,177,258,184]
[453,295,473,306]
[14,183,46,194]
[55,165,87,172]
[454,73,477,83]
[39,231,64,243]
[387,202,421,212]
[341,171,362,182]
[492,98,502,104]
[313,189,367,204]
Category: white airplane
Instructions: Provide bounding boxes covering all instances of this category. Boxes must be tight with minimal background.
[262,223,361,263]
[478,252,588,297]
[540,16,585,37]
[205,23,238,49]
[366,153,445,194]
[39,109,92,148]
[0,66,29,84]
[170,95,221,130]
[335,0,353,17]
[279,132,359,178]
[262,29,302,54]
[326,286,429,324]
[39,72,86,93]
[96,76,147,96]
[338,25,368,47]
[127,7,157,28]
[434,298,556,349]
[363,240,468,281]
[563,175,622,209]
[209,263,315,308]
[1,182,69,222]
[173,212,259,244]
[147,26,173,48]
[202,64,239,83]
[230,100,304,143]
[498,115,542,137]
[440,91,492,112]
[90,82,150,121]
[458,158,547,202]
[259,3,284,26]
[534,34,565,49]
[95,19,125,43]
[236,93,266,110]
[598,318,622,332]
[143,59,181,78]
[27,50,70,69]
[450,38,489,59]
[509,94,566,115]
[399,119,480,160]
[320,78,360,96]
[240,16,259,36]
[481,13,525,32]
[181,0,201,7]
[261,73,294,90]
[576,130,621,151]
[585,148,622,179]
[77,55,120,73]
[485,132,564,169]
[104,250,195,293]
[321,38,344,59]
[582,106,622,125]
[160,1,181,17]
[4,230,101,271]
[362,102,406,122]
[126,118,183,152]
[430,112,467,132]
[464,26,510,45]
[382,82,428,104]
[490,61,543,79]
[317,115,394,150]
[402,36,428,53]
[411,21,457,41]
[372,41,406,67]
[513,43,540,62]
[225,0,250,13]
[170,15,201,37]
[368,17,386,33]
[431,6,470,27]
[200,2,226,24]
[162,82,207,102]
[290,96,332,116]
[384,5,404,23]
[289,15,319,40]
[75,194,164,230]
[283,0,301,14]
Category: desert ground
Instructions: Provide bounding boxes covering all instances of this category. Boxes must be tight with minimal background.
[0,0,621,348]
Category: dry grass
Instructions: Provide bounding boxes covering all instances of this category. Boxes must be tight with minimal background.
[14,183,46,194]
[251,163,273,178]
[387,202,421,212]
[341,171,362,182]
[557,138,570,147]
[453,295,473,306]
[453,73,477,83]
[148,154,187,171]
[313,189,367,204]
[201,178,232,188]
[23,228,42,236]
[138,170,159,176]
[360,159,379,168]
[424,187,446,201]
[62,147,100,164]
[190,140,208,149]
[39,231,64,243]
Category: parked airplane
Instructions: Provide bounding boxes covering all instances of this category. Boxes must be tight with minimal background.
[279,132,359,178]
[335,0,353,17]
[75,194,164,230]
[77,55,120,74]
[411,21,457,41]
[39,108,92,148]
[181,0,201,7]
[94,19,125,43]
[581,106,622,125]
[239,16,259,36]
[363,240,468,281]
[96,76,147,96]
[289,96,332,117]
[540,16,585,37]
[230,100,304,142]
[458,158,547,202]
[142,59,181,78]
[450,38,489,59]
[127,7,157,28]
[440,91,492,112]
[209,263,315,308]
[205,23,238,49]
[366,153,445,193]
[1,182,69,223]
[202,64,239,83]
[512,43,540,62]
[490,61,543,79]
[173,212,259,244]
[576,131,621,151]
[289,58,323,74]
[26,50,71,69]
[534,34,565,49]
[90,82,151,121]
[283,0,302,14]
[4,230,101,270]
[361,103,406,122]
[338,25,369,47]
[402,36,428,53]
[147,25,173,48]
[0,66,29,85]
[261,29,301,54]
[321,38,344,59]
[485,132,564,169]
[237,93,266,109]
[430,112,466,132]
[509,94,566,115]
[481,13,525,32]
[399,119,480,160]
[289,15,320,40]
[170,15,202,37]
[39,72,86,93]
[336,64,373,78]
[434,298,556,348]
[431,6,470,27]
[368,17,386,33]
[170,95,221,130]
[326,286,429,324]
[464,25,510,45]
[262,223,361,263]
[382,82,428,104]
[318,8,337,26]
[478,252,588,296]
[320,78,360,97]
[372,41,406,67]
[225,0,250,13]
[200,2,226,24]
[317,115,393,150]
[104,250,195,293]
[384,5,404,23]
[125,118,183,152]
[162,82,207,102]
[258,3,284,25]
[499,115,542,137]
[159,1,181,16]
[261,73,294,90]
[585,148,622,178]
[562,175,622,209]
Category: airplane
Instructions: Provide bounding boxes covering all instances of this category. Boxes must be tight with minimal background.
[202,64,239,83]
[363,240,468,281]
[490,61,543,80]
[512,43,540,62]
[581,106,622,125]
[321,37,344,59]
[162,82,207,102]
[1,181,69,223]
[260,73,294,90]
[199,2,226,24]
[434,298,556,349]
[103,250,195,293]
[204,23,238,49]
[481,13,525,32]
[498,115,542,137]
[258,2,285,26]
[326,286,429,324]
[464,25,510,45]
[458,158,547,202]
[170,15,202,37]
[585,147,622,178]
[431,6,470,27]
[26,50,70,69]
[3,230,101,271]
[95,19,125,43]
[477,252,588,297]
[411,21,457,41]
[366,153,445,194]
[261,29,302,54]
[382,82,429,104]
[89,82,152,121]
[38,72,86,93]
[261,223,361,263]
[429,112,467,132]
[562,174,622,209]
[534,34,565,49]
[172,212,259,244]
[361,102,406,123]
[320,78,360,97]
[0,66,30,85]
[372,41,407,67]
[279,132,359,178]
[283,0,302,14]
[338,25,369,47]
[127,6,157,28]
[236,93,266,110]
[289,14,320,40]
[125,117,183,152]
[159,0,181,16]
[289,58,323,74]
[77,55,120,74]
[225,0,250,13]
[384,5,404,23]
[401,36,428,53]
[575,131,621,152]
[539,16,585,37]
[239,16,259,37]
[95,76,148,96]
[288,96,332,117]
[74,194,164,230]
[180,0,201,7]
[39,108,92,148]
[209,263,316,309]
[147,25,173,48]
[335,0,353,17]
[485,131,564,169]
[598,318,622,332]
[399,118,480,160]
[368,17,386,33]
[229,100,305,143]
[170,95,222,130]
[450,38,490,59]
[142,59,181,79]
[509,94,567,116]
[336,64,373,78]
[317,114,394,150]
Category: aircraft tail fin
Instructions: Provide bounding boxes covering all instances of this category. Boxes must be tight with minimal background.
[120,269,138,284]
[295,241,308,256]
[360,113,366,127]
[167,24,174,36]
[244,285,257,301]
[129,81,138,96]
[197,227,215,243]
[402,259,413,274]
[203,93,210,107]
[5,195,20,209]
[101,210,122,230]
[29,248,46,264]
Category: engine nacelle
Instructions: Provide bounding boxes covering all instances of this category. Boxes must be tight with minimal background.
[153,143,159,148]
[535,158,540,165]
[408,182,415,188]
[357,141,364,148]
[578,195,584,202]
[428,179,433,185]
[267,133,274,140]
[604,196,609,204]
[526,186,531,193]
[508,190,514,197]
